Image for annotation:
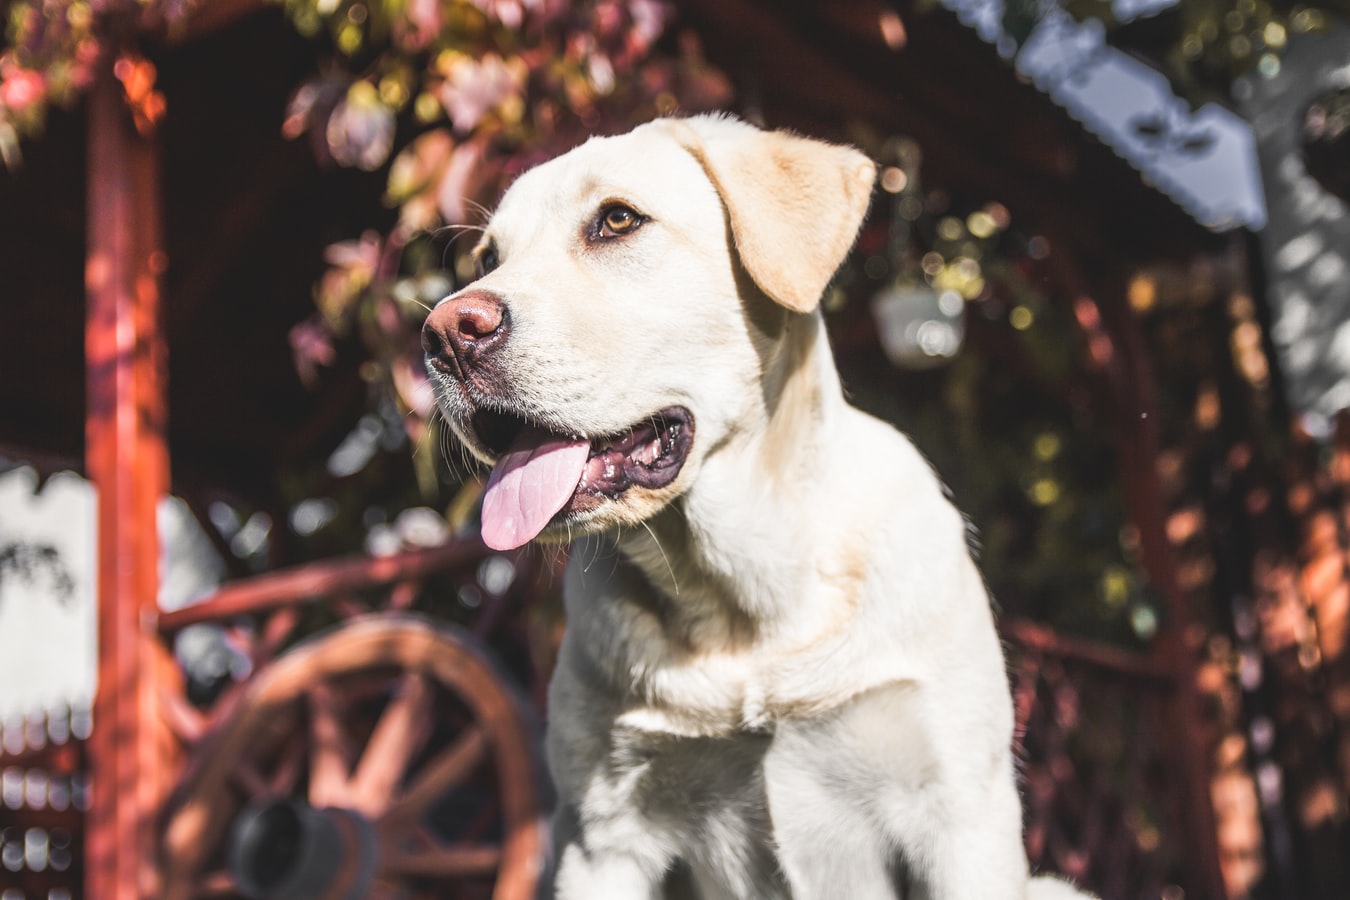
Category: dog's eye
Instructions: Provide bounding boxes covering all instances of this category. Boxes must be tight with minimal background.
[476,243,500,279]
[598,205,644,239]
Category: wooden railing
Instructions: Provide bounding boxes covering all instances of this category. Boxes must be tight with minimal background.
[0,704,91,898]
[1008,618,1201,898]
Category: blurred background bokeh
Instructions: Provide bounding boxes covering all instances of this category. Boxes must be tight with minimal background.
[3,1,1350,897]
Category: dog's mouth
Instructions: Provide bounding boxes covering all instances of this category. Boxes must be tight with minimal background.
[465,406,694,550]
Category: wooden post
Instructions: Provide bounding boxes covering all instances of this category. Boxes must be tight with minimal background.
[84,62,172,899]
[1056,251,1230,898]
[1105,293,1231,900]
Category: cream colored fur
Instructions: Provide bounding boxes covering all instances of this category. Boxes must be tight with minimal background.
[426,114,1096,899]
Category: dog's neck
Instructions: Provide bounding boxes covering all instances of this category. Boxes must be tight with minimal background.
[609,310,849,653]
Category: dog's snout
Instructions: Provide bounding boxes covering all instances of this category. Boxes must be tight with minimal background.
[422,289,509,376]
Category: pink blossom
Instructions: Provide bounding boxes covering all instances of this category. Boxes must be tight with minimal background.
[325,82,396,171]
[401,0,442,50]
[388,131,455,231]
[289,318,338,387]
[469,0,541,29]
[628,0,669,49]
[392,354,436,422]
[436,54,524,135]
[0,67,45,113]
[324,230,382,273]
[437,137,489,224]
[593,1,623,37]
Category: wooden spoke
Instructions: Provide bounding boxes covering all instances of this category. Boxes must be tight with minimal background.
[350,670,435,817]
[380,725,487,831]
[366,879,407,900]
[256,606,300,667]
[268,730,305,796]
[224,717,304,801]
[192,870,237,897]
[160,687,208,744]
[307,681,353,807]
[388,579,419,610]
[223,622,255,659]
[382,842,502,878]
[334,593,368,620]
[229,760,271,798]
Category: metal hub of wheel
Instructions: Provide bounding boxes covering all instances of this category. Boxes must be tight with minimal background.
[227,799,378,900]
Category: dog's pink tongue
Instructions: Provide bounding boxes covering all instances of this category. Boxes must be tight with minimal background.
[481,428,589,551]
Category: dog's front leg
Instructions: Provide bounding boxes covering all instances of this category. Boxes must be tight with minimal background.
[766,682,1035,900]
[543,661,676,900]
[545,803,672,900]
[763,749,905,900]
[901,771,1031,900]
[552,841,666,900]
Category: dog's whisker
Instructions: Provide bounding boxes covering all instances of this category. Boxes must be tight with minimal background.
[409,422,427,462]
[639,519,679,598]
[464,197,493,225]
[545,540,562,579]
[432,222,487,238]
[432,223,489,274]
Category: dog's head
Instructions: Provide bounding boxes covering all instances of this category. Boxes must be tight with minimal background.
[422,115,876,550]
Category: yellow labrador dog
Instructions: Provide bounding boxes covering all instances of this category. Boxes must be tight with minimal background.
[422,115,1093,900]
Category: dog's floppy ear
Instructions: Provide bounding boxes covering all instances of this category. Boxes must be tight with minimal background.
[665,115,877,313]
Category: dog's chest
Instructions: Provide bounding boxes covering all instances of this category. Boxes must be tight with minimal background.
[611,725,791,896]
[611,719,771,796]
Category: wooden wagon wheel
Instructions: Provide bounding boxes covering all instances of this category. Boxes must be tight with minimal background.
[161,615,547,900]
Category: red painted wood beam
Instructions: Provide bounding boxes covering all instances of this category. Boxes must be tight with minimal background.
[84,63,174,899]
[157,538,491,633]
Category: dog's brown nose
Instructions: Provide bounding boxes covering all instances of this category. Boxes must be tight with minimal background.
[422,289,508,377]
